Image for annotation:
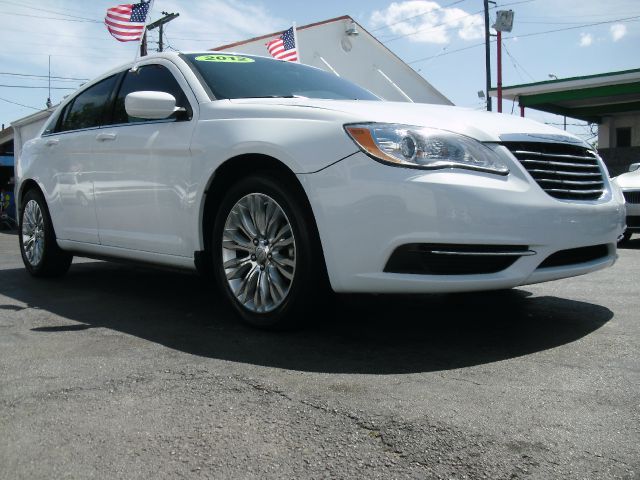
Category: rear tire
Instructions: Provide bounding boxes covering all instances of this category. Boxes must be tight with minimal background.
[211,174,327,329]
[19,189,72,278]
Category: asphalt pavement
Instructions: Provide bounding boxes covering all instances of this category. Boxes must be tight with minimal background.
[0,229,638,479]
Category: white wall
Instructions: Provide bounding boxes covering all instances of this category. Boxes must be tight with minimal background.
[599,113,640,148]
[11,112,52,163]
[215,17,451,106]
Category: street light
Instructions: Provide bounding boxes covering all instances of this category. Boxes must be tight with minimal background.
[493,10,514,113]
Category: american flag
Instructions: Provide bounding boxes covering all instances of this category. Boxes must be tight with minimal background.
[104,1,151,42]
[266,26,298,62]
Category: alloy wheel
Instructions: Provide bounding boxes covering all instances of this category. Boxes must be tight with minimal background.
[221,193,297,313]
[21,199,45,266]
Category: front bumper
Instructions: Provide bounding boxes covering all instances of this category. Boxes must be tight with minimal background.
[622,195,640,232]
[298,152,625,293]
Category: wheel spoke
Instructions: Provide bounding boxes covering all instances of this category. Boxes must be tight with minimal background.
[237,265,259,305]
[267,264,286,299]
[222,230,252,252]
[238,204,258,239]
[272,223,292,245]
[223,256,250,269]
[226,262,252,281]
[253,196,267,237]
[221,192,296,314]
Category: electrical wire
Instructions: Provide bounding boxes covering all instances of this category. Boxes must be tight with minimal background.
[1,26,109,41]
[382,8,485,43]
[501,41,535,82]
[407,14,640,65]
[370,0,470,33]
[0,72,89,81]
[0,10,100,23]
[0,0,101,22]
[0,96,41,110]
[381,0,535,44]
[0,84,77,90]
[503,15,640,41]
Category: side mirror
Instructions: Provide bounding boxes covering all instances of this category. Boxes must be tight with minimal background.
[629,163,640,173]
[124,91,181,120]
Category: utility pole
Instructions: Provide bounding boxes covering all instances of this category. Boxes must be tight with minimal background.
[146,11,179,53]
[140,31,147,57]
[493,10,514,114]
[483,0,494,112]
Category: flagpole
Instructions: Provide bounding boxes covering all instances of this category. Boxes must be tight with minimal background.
[134,0,155,61]
[292,22,301,63]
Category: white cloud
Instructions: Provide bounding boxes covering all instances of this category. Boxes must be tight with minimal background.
[157,0,286,49]
[370,1,484,44]
[610,23,627,41]
[579,33,593,47]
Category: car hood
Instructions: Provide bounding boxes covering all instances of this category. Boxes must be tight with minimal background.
[612,168,640,189]
[228,98,586,144]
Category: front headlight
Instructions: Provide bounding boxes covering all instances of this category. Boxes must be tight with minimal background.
[344,123,509,175]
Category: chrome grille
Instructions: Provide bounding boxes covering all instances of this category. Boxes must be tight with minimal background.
[504,142,605,201]
[623,191,640,204]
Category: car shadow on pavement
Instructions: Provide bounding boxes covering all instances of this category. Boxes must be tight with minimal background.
[0,262,613,374]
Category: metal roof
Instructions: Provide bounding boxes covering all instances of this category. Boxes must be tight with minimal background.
[489,68,640,122]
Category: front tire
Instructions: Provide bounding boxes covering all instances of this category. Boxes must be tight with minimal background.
[211,175,326,329]
[19,189,72,277]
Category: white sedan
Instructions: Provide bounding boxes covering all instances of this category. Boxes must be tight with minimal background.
[16,52,625,328]
[613,163,640,242]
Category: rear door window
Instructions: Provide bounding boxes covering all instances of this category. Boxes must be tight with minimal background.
[109,64,192,125]
[56,75,119,133]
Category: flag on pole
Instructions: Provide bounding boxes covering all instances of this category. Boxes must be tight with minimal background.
[266,26,299,62]
[105,1,151,42]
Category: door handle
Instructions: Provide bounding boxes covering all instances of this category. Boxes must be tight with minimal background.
[45,138,59,146]
[96,133,117,141]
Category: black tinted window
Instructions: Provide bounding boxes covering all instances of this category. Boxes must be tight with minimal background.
[184,53,379,101]
[110,64,191,124]
[57,75,118,132]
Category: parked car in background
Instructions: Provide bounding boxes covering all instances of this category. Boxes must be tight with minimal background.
[15,52,626,328]
[613,162,640,243]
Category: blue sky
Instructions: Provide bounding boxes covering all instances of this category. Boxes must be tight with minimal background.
[0,0,638,143]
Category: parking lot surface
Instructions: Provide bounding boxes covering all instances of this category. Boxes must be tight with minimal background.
[0,230,638,479]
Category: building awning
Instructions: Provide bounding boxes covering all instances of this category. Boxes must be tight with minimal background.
[489,68,640,123]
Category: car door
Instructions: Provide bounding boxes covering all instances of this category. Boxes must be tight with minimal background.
[42,74,120,244]
[93,61,196,257]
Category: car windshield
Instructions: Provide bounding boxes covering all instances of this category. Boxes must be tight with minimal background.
[183,53,380,101]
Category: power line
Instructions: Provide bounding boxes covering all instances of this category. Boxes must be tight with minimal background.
[0,96,41,110]
[407,14,640,65]
[382,7,484,43]
[501,41,535,82]
[503,14,640,40]
[0,0,92,16]
[519,11,640,20]
[1,26,108,41]
[370,0,470,33]
[0,10,100,23]
[0,72,89,81]
[380,0,534,44]
[0,0,100,22]
[1,38,128,51]
[0,52,131,60]
[0,84,77,90]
